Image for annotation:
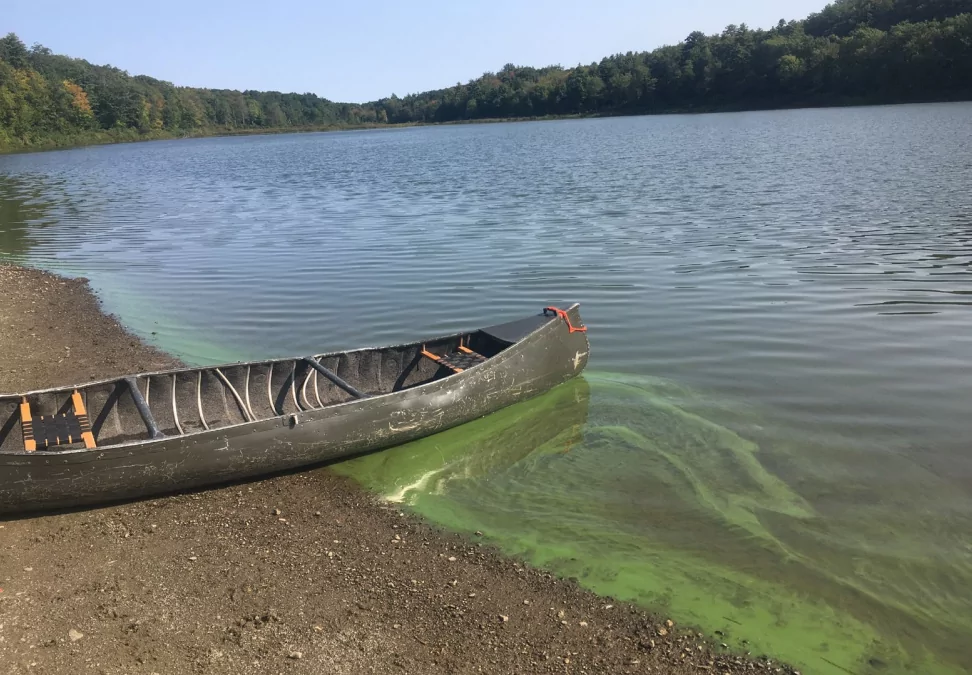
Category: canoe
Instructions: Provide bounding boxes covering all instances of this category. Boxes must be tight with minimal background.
[0,305,590,514]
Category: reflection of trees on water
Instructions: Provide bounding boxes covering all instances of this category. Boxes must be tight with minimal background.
[0,173,75,259]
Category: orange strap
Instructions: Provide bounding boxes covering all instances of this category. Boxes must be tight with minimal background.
[20,398,36,452]
[71,391,96,449]
[421,346,464,373]
[544,307,587,333]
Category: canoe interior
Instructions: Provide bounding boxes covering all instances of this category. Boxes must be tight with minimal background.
[0,329,513,454]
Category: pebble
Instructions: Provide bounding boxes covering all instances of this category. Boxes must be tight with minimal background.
[68,629,83,642]
[272,509,281,516]
[188,556,197,561]
[447,556,456,562]
[287,651,302,660]
[579,621,588,627]
[665,619,674,628]
[499,615,509,623]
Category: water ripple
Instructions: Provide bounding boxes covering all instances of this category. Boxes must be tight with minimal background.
[2,102,972,673]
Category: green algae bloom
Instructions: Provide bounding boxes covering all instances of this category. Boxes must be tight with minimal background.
[335,373,972,675]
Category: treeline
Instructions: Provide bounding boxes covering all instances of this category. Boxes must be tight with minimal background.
[0,34,385,150]
[2,0,971,151]
[375,0,972,123]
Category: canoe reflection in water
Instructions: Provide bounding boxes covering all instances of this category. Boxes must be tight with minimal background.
[334,375,592,505]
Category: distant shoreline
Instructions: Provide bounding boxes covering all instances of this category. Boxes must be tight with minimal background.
[3,95,969,156]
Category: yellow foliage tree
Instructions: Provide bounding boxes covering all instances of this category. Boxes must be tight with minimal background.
[62,80,92,117]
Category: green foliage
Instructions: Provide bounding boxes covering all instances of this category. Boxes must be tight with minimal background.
[0,31,381,151]
[1,0,971,152]
[0,33,28,69]
[804,0,969,36]
[374,3,971,124]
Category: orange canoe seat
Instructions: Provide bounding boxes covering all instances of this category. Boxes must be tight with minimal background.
[21,391,96,452]
[421,339,487,373]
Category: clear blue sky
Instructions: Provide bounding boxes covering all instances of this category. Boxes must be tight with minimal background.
[5,0,826,103]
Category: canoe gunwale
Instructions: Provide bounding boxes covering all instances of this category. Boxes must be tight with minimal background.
[1,330,462,398]
[0,306,580,457]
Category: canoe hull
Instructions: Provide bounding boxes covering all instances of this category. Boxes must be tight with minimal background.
[0,306,589,514]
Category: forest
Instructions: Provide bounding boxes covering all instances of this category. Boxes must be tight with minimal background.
[1,0,971,151]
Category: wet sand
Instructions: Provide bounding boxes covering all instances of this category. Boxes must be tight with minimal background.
[0,264,794,674]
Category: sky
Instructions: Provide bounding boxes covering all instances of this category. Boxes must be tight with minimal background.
[5,0,827,103]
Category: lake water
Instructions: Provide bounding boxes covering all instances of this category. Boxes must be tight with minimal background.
[2,103,972,675]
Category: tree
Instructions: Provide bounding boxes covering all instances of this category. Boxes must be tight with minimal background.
[777,54,807,85]
[62,80,94,126]
[0,33,28,68]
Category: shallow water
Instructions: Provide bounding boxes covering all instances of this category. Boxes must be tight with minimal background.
[335,373,972,674]
[2,103,972,674]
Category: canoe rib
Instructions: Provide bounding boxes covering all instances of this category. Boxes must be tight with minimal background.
[244,365,254,420]
[266,363,275,415]
[299,368,317,411]
[312,368,323,408]
[215,368,253,423]
[171,374,184,435]
[196,372,209,430]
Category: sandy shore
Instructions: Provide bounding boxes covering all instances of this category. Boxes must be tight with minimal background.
[0,264,792,674]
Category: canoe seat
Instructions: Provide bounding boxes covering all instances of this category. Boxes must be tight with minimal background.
[421,342,486,373]
[21,391,96,452]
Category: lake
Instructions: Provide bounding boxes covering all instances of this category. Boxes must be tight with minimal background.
[2,103,971,675]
